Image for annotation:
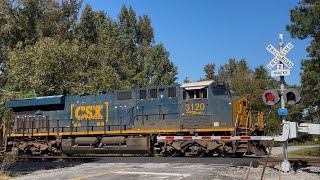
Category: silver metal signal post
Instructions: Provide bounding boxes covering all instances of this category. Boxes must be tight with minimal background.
[266,34,294,173]
[279,34,290,173]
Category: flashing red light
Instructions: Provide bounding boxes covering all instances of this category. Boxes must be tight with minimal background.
[265,93,275,101]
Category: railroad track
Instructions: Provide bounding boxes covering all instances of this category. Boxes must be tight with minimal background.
[259,158,320,167]
[17,156,104,162]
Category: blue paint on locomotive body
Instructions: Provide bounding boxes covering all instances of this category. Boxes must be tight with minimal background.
[6,81,236,133]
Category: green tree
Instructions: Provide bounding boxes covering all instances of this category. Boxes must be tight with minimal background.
[148,44,178,86]
[5,38,87,96]
[137,15,154,46]
[286,0,320,123]
[117,5,137,85]
[1,1,178,96]
[204,63,216,80]
[217,58,238,82]
[75,4,98,46]
[217,59,281,134]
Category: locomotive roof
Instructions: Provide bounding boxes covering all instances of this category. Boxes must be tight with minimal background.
[181,80,214,89]
[5,95,65,108]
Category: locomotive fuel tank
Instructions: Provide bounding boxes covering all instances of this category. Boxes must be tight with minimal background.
[101,136,126,145]
[74,137,98,146]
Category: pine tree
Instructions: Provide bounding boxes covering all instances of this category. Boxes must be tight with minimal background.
[286,0,320,123]
[75,4,98,46]
[204,63,216,80]
[137,15,154,45]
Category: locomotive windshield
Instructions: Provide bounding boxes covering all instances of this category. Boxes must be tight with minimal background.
[183,88,208,100]
[181,80,213,100]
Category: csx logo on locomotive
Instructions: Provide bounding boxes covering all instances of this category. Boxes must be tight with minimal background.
[70,102,109,121]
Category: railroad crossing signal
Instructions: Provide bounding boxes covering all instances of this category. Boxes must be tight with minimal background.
[264,34,301,173]
[266,42,294,77]
[266,43,294,69]
[283,88,301,105]
[262,89,280,106]
[271,64,290,76]
[262,88,301,106]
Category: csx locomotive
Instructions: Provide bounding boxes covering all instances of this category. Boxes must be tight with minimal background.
[3,80,267,157]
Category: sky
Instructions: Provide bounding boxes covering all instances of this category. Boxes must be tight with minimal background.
[83,0,310,85]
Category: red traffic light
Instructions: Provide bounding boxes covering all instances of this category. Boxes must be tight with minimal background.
[265,93,275,101]
[262,89,280,106]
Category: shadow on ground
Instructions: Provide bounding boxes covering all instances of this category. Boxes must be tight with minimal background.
[7,158,98,175]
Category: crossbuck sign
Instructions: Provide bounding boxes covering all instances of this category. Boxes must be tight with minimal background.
[266,42,294,77]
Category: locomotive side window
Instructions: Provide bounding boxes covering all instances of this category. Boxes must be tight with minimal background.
[168,87,176,98]
[117,91,132,100]
[184,88,208,100]
[139,90,147,99]
[195,89,201,99]
[150,89,158,99]
[188,90,195,99]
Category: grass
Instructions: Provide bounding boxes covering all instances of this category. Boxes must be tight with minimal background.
[0,150,18,179]
[276,147,320,158]
[288,141,319,146]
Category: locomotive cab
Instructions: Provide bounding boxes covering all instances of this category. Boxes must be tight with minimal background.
[180,80,234,132]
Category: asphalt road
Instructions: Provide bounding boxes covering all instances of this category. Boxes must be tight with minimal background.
[11,157,261,180]
[11,157,320,180]
[92,156,261,166]
[10,156,261,175]
[9,146,319,180]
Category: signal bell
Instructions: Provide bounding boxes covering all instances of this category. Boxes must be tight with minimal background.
[283,88,301,105]
[262,89,280,106]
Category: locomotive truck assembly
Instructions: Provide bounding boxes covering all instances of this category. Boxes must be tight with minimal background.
[2,80,267,157]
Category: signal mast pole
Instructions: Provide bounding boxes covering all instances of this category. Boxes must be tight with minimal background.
[279,34,290,173]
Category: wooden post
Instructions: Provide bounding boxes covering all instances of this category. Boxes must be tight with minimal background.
[245,161,252,180]
[261,145,273,180]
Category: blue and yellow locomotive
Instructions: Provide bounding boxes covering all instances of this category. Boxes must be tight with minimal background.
[4,80,266,156]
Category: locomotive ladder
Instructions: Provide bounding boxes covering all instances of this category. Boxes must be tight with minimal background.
[235,111,251,154]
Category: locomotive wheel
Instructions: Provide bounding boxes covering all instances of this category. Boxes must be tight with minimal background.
[188,144,206,157]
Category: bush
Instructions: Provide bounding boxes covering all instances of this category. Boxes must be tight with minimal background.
[0,150,18,177]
